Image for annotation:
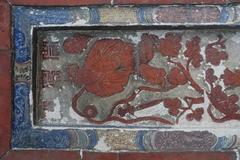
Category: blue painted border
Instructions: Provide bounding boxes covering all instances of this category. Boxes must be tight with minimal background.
[12,6,98,149]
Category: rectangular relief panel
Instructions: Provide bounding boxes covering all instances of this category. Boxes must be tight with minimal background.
[13,6,240,151]
[33,27,240,128]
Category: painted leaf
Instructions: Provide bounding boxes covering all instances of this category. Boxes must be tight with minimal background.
[139,64,166,87]
[221,68,240,87]
[139,33,159,64]
[158,32,182,57]
[205,35,228,66]
[167,67,187,85]
[207,85,239,115]
[163,98,181,116]
[186,108,204,121]
[205,68,218,85]
[184,36,202,68]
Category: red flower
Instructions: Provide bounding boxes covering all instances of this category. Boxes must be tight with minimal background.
[186,108,204,121]
[158,32,182,57]
[139,33,159,64]
[221,68,240,87]
[167,67,187,85]
[184,36,202,68]
[139,64,166,87]
[205,35,228,66]
[63,34,91,54]
[67,39,134,97]
[163,98,181,116]
[207,85,239,115]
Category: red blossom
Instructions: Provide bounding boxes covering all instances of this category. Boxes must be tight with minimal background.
[207,85,239,115]
[139,64,166,87]
[205,35,228,66]
[221,68,240,87]
[205,68,218,85]
[139,33,159,64]
[158,32,182,57]
[63,34,91,54]
[163,98,181,116]
[184,36,202,68]
[186,108,204,121]
[67,39,134,97]
[167,67,187,85]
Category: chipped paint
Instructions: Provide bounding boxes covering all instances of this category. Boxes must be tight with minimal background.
[94,136,111,152]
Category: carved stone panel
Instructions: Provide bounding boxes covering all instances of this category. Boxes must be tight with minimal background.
[33,28,240,128]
